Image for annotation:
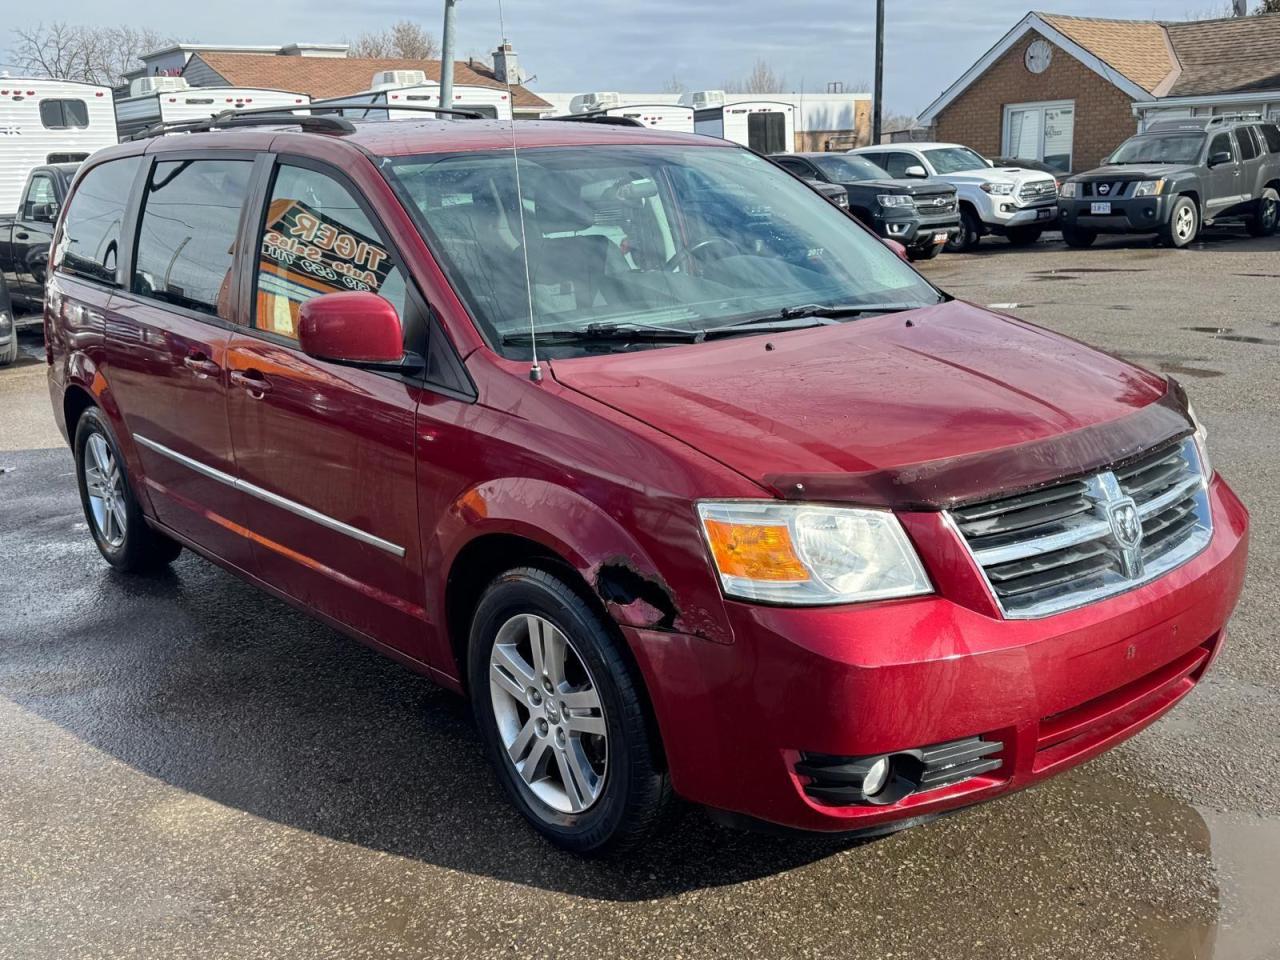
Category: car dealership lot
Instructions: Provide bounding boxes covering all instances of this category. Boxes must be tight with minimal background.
[1,233,1278,959]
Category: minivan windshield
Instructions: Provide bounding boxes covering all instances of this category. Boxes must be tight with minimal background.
[922,147,989,173]
[1108,133,1205,165]
[385,145,941,358]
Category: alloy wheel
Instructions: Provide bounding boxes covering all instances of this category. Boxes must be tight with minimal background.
[1174,205,1196,243]
[84,433,127,548]
[489,613,608,814]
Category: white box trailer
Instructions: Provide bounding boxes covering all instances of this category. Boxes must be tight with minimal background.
[602,103,695,134]
[0,77,117,214]
[114,78,312,140]
[694,98,795,154]
[313,74,513,121]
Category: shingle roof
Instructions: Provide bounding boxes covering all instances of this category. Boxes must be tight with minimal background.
[1164,14,1280,96]
[1036,13,1178,94]
[187,52,552,110]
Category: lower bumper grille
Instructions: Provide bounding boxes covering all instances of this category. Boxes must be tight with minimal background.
[798,736,1003,807]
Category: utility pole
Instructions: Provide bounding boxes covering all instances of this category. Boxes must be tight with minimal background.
[872,0,885,145]
[439,0,459,112]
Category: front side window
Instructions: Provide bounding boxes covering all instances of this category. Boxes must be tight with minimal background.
[386,144,940,359]
[23,176,57,220]
[40,99,89,130]
[1108,134,1206,165]
[132,159,252,318]
[56,156,142,285]
[922,147,988,174]
[1208,132,1235,163]
[254,164,407,340]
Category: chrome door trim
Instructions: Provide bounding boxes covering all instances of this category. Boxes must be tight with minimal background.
[134,433,407,558]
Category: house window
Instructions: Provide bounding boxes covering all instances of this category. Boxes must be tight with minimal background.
[1003,100,1074,173]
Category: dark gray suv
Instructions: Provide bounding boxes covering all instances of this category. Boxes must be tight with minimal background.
[1058,117,1280,248]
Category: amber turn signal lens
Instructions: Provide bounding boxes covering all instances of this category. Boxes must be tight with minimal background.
[702,519,810,582]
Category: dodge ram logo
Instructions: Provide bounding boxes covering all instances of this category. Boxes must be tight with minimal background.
[1108,499,1142,549]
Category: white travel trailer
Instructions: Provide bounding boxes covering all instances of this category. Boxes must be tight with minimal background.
[692,94,796,154]
[0,77,117,214]
[312,71,513,121]
[601,104,695,133]
[114,77,312,140]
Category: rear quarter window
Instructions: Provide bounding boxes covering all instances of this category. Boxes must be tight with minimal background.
[1257,124,1280,153]
[56,157,143,286]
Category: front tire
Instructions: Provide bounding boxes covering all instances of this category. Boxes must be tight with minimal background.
[945,207,982,252]
[1160,196,1199,248]
[1248,188,1279,237]
[1061,225,1097,248]
[469,567,671,856]
[1005,226,1043,246]
[73,406,182,573]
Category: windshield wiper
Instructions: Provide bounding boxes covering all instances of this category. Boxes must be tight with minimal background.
[708,302,930,333]
[501,322,704,346]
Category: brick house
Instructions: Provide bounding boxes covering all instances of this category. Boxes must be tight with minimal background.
[919,11,1280,173]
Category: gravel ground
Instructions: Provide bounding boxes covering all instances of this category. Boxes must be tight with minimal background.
[0,227,1278,960]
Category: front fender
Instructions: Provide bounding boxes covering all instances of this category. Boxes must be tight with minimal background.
[429,477,732,645]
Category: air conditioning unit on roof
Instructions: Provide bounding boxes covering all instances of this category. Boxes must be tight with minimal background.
[688,90,725,109]
[371,70,429,91]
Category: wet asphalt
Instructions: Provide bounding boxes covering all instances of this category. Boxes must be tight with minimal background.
[1,227,1278,960]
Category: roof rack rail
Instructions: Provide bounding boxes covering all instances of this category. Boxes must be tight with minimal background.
[547,112,645,128]
[127,101,485,140]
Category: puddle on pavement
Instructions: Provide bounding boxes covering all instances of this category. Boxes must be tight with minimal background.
[1182,327,1280,346]
[1125,353,1224,379]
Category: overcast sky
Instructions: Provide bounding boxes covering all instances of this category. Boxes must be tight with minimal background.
[2,1,1243,113]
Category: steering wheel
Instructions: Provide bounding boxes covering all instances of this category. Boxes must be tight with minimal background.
[663,236,741,273]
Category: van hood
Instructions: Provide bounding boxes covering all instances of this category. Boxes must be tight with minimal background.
[550,302,1191,508]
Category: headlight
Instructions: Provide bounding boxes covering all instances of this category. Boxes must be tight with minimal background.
[696,501,932,605]
[1060,181,1078,198]
[980,182,1014,195]
[878,194,914,208]
[835,193,849,208]
[1186,402,1213,480]
[1132,179,1165,197]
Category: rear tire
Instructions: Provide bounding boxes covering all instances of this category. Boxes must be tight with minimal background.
[1005,226,1043,246]
[1160,196,1199,248]
[468,566,672,856]
[945,208,982,252]
[1061,225,1097,248]
[73,406,182,573]
[1248,188,1279,237]
[907,242,944,262]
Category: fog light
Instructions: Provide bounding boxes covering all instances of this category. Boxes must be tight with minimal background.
[862,755,891,797]
[1000,203,1014,213]
[0,311,12,336]
[887,222,908,235]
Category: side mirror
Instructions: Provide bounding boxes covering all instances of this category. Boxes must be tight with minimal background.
[904,165,928,178]
[30,202,58,223]
[297,292,406,367]
[882,237,910,262]
[1208,150,1233,167]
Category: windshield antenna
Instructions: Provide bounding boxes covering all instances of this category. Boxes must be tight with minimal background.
[495,0,542,382]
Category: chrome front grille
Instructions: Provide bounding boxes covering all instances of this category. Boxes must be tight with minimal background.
[1018,179,1059,203]
[913,194,957,214]
[949,438,1212,618]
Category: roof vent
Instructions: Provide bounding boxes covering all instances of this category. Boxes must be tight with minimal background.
[688,90,726,109]
[573,91,621,113]
[371,69,428,91]
[129,76,190,97]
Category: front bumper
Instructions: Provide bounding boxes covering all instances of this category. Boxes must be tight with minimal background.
[1059,195,1173,233]
[627,476,1248,832]
[876,211,960,247]
[986,200,1059,228]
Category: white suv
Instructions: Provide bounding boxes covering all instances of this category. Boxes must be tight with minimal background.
[850,143,1058,251]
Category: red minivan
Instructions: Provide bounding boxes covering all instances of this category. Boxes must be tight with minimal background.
[45,113,1248,855]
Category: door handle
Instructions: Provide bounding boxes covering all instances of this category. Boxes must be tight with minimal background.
[15,232,29,240]
[183,352,221,378]
[230,369,272,396]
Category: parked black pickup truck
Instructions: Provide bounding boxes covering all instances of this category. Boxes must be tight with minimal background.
[774,152,959,261]
[1059,118,1280,248]
[0,163,80,364]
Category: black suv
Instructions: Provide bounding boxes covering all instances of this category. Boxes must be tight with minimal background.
[1058,117,1280,248]
[774,153,959,261]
